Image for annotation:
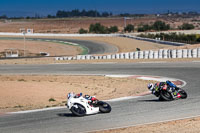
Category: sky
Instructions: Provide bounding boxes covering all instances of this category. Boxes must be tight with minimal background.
[0,0,200,17]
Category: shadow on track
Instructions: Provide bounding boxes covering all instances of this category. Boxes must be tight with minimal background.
[138,99,167,102]
[57,113,76,117]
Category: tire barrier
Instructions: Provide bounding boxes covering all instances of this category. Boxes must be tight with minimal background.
[198,48,200,58]
[55,48,200,61]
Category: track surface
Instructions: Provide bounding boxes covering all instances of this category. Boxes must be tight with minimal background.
[0,37,119,55]
[0,62,200,133]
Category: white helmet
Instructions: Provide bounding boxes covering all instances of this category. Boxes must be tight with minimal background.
[147,83,154,91]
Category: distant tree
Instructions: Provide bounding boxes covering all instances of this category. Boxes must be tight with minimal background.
[79,28,88,34]
[0,15,7,19]
[26,16,30,19]
[102,12,110,17]
[124,24,134,32]
[179,23,195,30]
[152,21,170,31]
[108,26,119,33]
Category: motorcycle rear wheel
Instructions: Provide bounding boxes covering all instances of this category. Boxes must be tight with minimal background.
[70,103,86,117]
[160,90,174,101]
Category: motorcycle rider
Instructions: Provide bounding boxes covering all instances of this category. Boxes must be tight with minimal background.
[147,81,177,97]
[69,92,97,105]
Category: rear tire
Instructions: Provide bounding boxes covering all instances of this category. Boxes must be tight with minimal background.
[70,103,86,117]
[98,101,112,113]
[160,90,174,101]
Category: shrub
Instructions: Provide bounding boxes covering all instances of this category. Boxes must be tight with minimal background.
[137,24,151,32]
[79,28,88,34]
[89,23,108,34]
[124,24,134,32]
[49,98,56,102]
[152,21,170,31]
[108,26,119,33]
[179,23,195,30]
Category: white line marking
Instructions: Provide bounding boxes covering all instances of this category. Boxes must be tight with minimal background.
[7,106,66,114]
[192,61,200,63]
[139,61,167,64]
[106,96,141,102]
[91,62,117,64]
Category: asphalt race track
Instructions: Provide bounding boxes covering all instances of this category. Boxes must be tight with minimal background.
[0,37,119,55]
[0,62,200,133]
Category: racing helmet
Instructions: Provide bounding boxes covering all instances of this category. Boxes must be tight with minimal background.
[67,92,75,99]
[147,83,154,91]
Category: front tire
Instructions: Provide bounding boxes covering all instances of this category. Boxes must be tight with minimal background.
[178,89,187,99]
[160,90,174,101]
[98,101,112,113]
[70,103,86,117]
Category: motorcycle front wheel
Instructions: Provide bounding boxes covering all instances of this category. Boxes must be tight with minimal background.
[98,101,112,113]
[70,103,86,117]
[178,88,187,99]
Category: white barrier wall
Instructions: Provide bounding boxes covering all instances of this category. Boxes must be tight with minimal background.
[154,51,158,59]
[183,49,188,58]
[188,49,192,58]
[172,50,177,58]
[159,49,163,59]
[139,51,144,59]
[177,49,183,58]
[55,48,200,61]
[130,52,134,59]
[144,51,149,59]
[149,51,154,59]
[135,52,139,59]
[163,49,168,59]
[192,49,197,58]
[125,53,130,59]
[198,48,200,58]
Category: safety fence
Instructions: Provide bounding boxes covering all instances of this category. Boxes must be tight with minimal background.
[55,48,200,61]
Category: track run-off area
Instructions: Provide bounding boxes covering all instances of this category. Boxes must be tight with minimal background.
[0,62,200,133]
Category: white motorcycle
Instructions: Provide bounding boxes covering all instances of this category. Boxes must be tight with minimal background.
[67,93,112,116]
